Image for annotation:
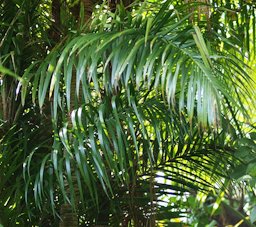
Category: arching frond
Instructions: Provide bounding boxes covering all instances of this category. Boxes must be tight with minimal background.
[22,1,254,127]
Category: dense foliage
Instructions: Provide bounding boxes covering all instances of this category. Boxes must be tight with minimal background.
[0,0,256,226]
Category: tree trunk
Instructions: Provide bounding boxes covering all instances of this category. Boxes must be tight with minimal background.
[59,0,94,226]
[59,204,78,227]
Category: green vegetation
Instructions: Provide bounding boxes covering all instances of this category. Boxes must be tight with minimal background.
[0,0,255,226]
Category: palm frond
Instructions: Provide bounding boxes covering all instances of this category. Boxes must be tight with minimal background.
[1,0,255,225]
[22,1,253,127]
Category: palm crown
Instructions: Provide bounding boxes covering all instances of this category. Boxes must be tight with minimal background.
[0,0,255,226]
